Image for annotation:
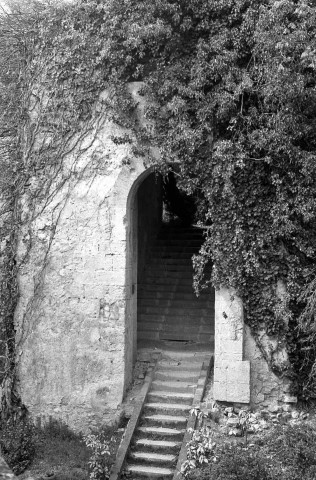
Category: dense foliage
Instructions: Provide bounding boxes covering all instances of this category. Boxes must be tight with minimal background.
[1,0,316,405]
[186,424,316,480]
[0,416,36,474]
[122,0,316,396]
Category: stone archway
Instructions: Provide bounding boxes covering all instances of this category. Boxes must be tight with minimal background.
[125,167,216,366]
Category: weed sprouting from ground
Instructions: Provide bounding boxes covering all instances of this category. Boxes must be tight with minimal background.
[0,416,36,474]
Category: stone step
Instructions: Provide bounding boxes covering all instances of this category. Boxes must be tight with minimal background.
[144,402,192,415]
[138,283,196,293]
[158,231,205,241]
[152,244,201,251]
[147,391,194,405]
[148,265,194,273]
[138,297,214,307]
[154,370,200,382]
[158,360,203,371]
[129,451,177,464]
[138,313,213,323]
[155,237,202,244]
[161,331,214,342]
[138,317,213,328]
[142,277,195,286]
[158,229,203,235]
[137,330,214,342]
[134,438,182,452]
[138,319,213,331]
[150,261,211,272]
[125,464,174,478]
[138,330,161,341]
[158,226,204,233]
[156,241,202,246]
[137,426,186,438]
[145,269,194,278]
[138,295,212,305]
[161,350,212,362]
[139,320,213,329]
[150,258,194,266]
[139,284,211,293]
[142,414,188,426]
[138,325,214,337]
[138,306,212,316]
[152,251,199,259]
[151,380,196,393]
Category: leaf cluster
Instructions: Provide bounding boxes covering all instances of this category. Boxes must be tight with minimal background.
[122,0,316,398]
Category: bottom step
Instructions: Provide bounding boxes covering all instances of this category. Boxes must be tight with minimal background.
[126,464,174,478]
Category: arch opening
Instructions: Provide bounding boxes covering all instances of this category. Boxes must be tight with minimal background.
[125,168,215,387]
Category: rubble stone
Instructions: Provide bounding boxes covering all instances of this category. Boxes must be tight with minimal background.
[226,417,240,427]
[282,404,292,412]
[225,407,234,415]
[281,395,297,403]
[268,405,279,413]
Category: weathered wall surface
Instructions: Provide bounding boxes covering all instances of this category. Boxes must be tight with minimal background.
[12,79,294,432]
[14,83,151,432]
[244,326,293,408]
[213,287,292,408]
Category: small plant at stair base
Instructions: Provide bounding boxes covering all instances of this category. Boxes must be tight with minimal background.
[227,409,252,445]
[189,407,208,427]
[84,432,112,480]
[181,426,216,477]
[181,408,216,477]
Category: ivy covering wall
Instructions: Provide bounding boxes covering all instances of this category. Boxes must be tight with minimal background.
[1,0,316,414]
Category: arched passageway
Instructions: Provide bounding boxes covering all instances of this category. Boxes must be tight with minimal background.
[133,171,215,354]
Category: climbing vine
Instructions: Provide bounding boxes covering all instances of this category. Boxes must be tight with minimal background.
[1,0,316,413]
[0,0,138,416]
[128,0,316,399]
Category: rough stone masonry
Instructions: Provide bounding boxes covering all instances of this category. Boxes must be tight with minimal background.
[13,82,291,432]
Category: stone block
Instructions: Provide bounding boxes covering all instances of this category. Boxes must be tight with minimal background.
[214,360,250,404]
[226,361,250,383]
[226,417,239,427]
[226,382,250,404]
[268,405,279,413]
[213,381,226,400]
[281,394,297,404]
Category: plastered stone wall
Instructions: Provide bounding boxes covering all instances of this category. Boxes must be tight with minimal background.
[14,82,151,432]
[11,79,294,431]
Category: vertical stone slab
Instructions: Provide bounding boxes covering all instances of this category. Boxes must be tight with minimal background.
[213,287,250,403]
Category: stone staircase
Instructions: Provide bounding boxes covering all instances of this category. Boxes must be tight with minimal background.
[124,351,211,479]
[138,225,214,344]
[110,225,214,479]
